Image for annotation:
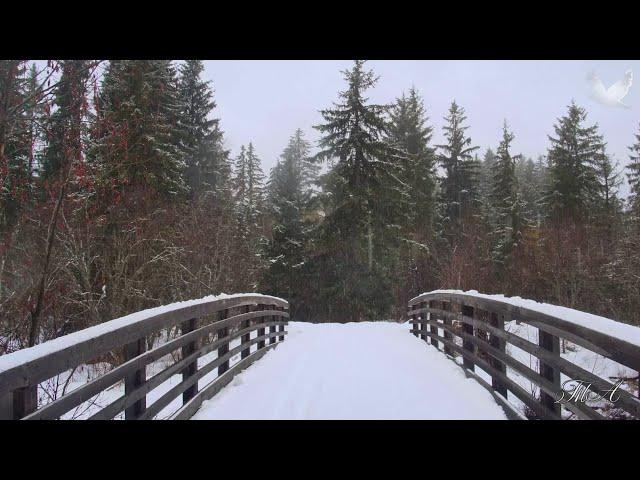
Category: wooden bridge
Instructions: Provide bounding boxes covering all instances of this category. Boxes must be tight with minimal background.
[1,292,639,420]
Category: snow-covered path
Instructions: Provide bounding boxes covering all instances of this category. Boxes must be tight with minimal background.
[192,321,507,420]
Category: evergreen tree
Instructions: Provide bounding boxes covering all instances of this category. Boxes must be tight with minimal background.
[262,129,318,313]
[90,60,187,198]
[387,87,436,243]
[515,155,547,228]
[176,60,229,198]
[233,142,266,250]
[546,101,604,224]
[0,61,41,232]
[627,123,640,220]
[490,121,526,270]
[40,60,90,181]
[436,101,480,240]
[312,60,402,321]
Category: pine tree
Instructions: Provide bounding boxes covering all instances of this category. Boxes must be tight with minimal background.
[90,60,187,198]
[0,61,41,233]
[546,101,604,224]
[436,101,480,240]
[233,142,266,251]
[176,60,229,198]
[262,129,318,311]
[40,60,90,181]
[310,60,404,321]
[490,121,526,271]
[387,87,436,243]
[627,123,640,221]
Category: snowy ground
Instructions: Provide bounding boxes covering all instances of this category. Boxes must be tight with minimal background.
[192,321,507,420]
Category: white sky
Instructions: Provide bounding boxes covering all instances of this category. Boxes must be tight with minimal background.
[202,60,640,197]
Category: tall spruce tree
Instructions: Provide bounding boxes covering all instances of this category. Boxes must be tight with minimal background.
[40,60,90,181]
[436,101,480,240]
[312,60,402,322]
[387,87,436,243]
[262,129,318,312]
[90,60,186,198]
[1,61,41,233]
[233,142,266,250]
[490,121,526,271]
[546,101,605,224]
[176,60,229,198]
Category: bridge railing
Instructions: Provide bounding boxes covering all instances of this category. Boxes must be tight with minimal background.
[0,294,289,420]
[409,291,640,420]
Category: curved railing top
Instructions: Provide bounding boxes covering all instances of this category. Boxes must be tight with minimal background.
[411,290,640,371]
[0,293,288,414]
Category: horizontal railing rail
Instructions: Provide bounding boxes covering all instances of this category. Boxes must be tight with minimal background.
[0,294,289,420]
[408,291,640,420]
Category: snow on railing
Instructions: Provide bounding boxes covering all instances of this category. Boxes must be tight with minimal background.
[0,293,289,420]
[408,290,640,420]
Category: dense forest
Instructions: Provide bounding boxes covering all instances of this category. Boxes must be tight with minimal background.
[1,59,639,354]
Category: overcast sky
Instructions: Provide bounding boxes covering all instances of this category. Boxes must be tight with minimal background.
[203,60,640,197]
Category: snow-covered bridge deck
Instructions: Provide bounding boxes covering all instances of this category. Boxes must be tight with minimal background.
[192,321,507,419]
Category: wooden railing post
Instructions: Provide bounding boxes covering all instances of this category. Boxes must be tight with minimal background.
[410,304,419,338]
[419,301,427,342]
[278,306,286,341]
[217,309,230,376]
[461,304,475,371]
[538,329,561,417]
[489,311,508,397]
[11,386,37,420]
[181,318,199,404]
[429,301,438,349]
[124,338,146,419]
[0,392,13,420]
[443,301,454,356]
[269,304,277,345]
[241,305,251,360]
[257,304,266,350]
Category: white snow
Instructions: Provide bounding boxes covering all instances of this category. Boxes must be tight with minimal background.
[192,321,507,420]
[414,290,640,347]
[0,293,285,375]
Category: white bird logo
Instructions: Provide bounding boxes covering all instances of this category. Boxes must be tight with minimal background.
[588,69,633,108]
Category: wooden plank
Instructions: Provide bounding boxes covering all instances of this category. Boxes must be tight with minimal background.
[181,318,198,404]
[124,338,146,419]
